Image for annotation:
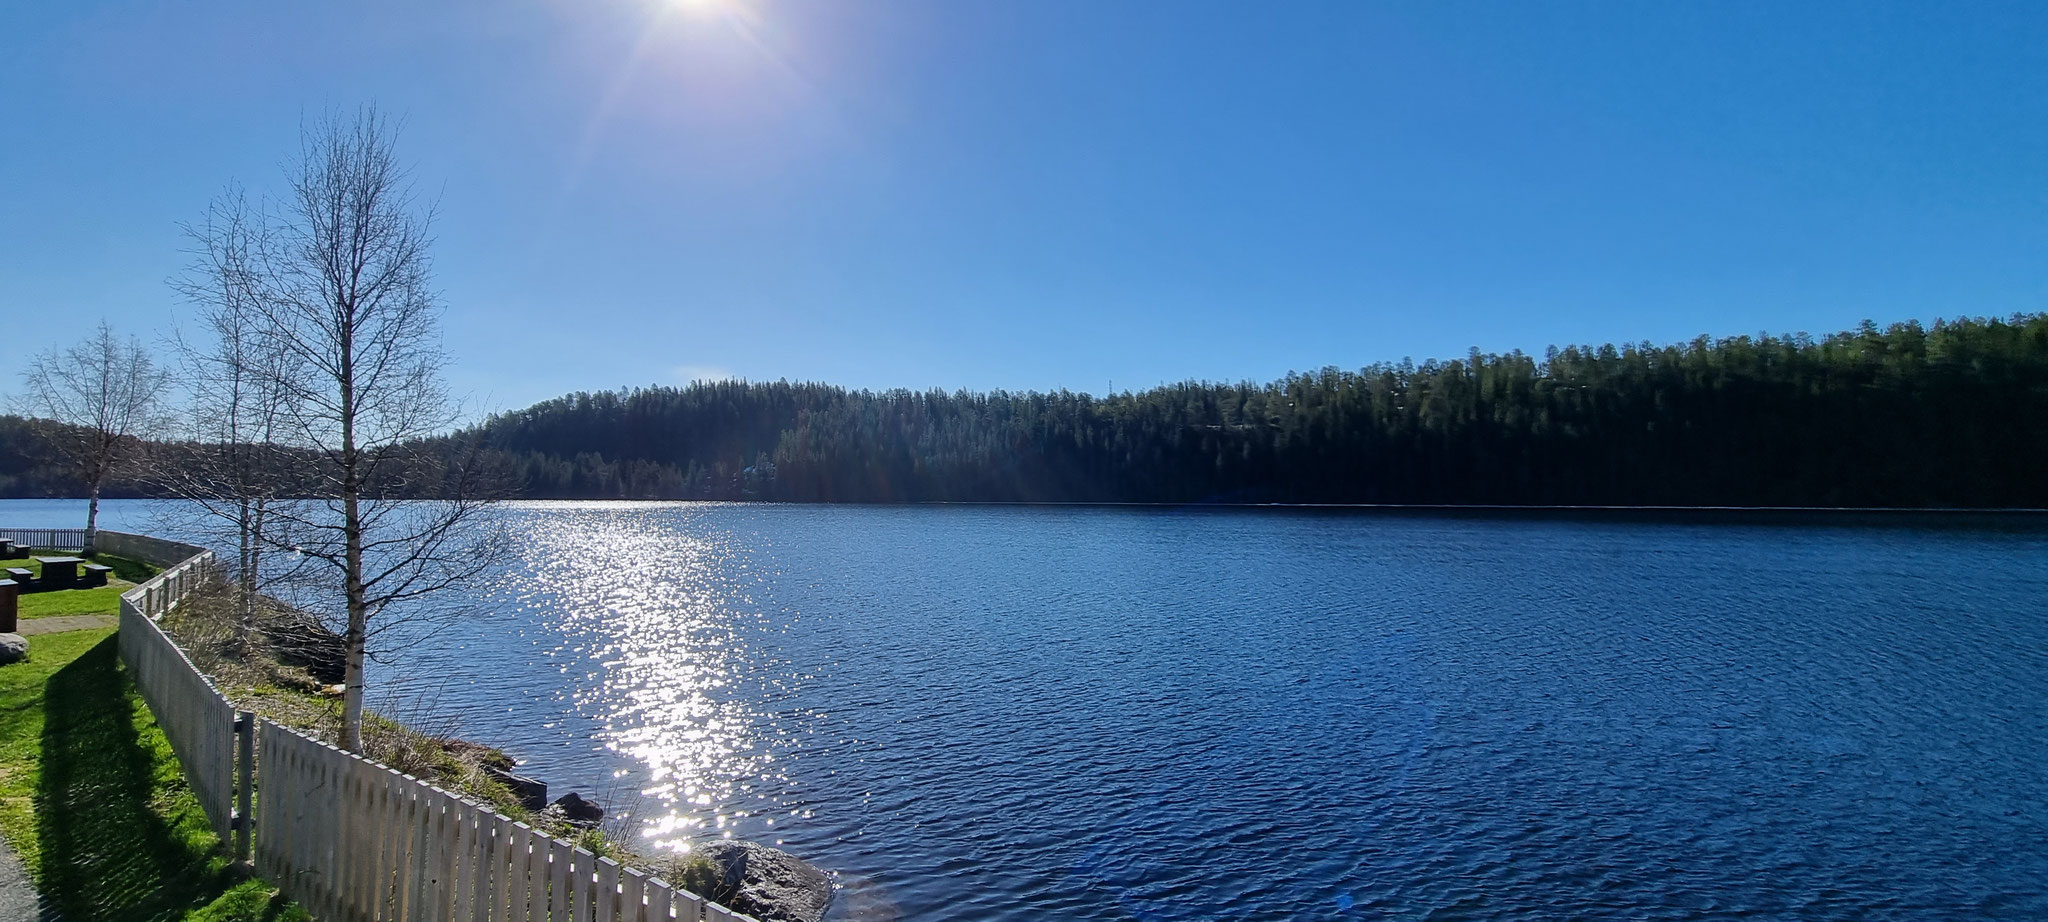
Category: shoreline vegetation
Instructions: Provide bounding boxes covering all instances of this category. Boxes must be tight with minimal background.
[5,313,2048,508]
[150,580,811,918]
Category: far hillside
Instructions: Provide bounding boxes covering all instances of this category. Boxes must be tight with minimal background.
[464,313,2048,508]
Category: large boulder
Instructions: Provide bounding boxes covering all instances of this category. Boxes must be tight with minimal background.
[692,841,832,922]
[0,633,24,665]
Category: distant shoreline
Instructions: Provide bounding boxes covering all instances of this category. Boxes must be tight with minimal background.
[9,496,2048,528]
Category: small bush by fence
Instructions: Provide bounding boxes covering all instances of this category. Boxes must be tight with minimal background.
[87,528,764,922]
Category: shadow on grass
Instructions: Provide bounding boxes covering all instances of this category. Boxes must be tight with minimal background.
[84,553,156,585]
[33,635,293,922]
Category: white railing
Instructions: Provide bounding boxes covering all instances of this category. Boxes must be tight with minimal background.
[117,542,241,846]
[87,528,762,922]
[258,722,758,922]
[0,527,87,550]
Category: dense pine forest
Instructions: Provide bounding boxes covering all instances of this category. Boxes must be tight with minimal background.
[467,314,2048,507]
[6,314,2047,507]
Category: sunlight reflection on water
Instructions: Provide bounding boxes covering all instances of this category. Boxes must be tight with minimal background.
[490,506,810,853]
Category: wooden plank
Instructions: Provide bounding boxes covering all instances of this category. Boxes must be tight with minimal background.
[312,741,338,920]
[253,725,275,883]
[382,768,407,922]
[563,844,585,922]
[470,798,492,920]
[501,820,523,922]
[621,868,646,922]
[334,753,357,921]
[507,822,536,922]
[671,888,705,922]
[645,880,672,922]
[550,838,572,922]
[408,780,434,922]
[368,769,393,922]
[358,757,385,922]
[456,798,478,921]
[431,790,455,921]
[596,857,620,922]
[484,816,507,922]
[391,774,416,922]
[287,737,311,912]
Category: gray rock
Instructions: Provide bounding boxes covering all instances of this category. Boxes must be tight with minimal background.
[694,840,832,922]
[486,765,549,812]
[0,633,25,666]
[547,791,605,827]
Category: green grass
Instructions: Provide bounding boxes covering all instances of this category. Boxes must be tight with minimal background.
[1,552,155,583]
[18,586,129,619]
[0,629,306,922]
[87,553,159,584]
[6,553,158,620]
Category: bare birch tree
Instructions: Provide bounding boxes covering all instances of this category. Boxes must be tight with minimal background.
[167,186,298,652]
[17,322,170,553]
[230,108,506,752]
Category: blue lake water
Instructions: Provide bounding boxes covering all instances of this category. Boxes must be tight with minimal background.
[8,499,2048,919]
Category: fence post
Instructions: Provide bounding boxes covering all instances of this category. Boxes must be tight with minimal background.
[236,710,255,866]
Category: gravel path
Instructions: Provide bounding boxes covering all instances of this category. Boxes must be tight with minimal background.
[15,616,114,636]
[0,836,46,921]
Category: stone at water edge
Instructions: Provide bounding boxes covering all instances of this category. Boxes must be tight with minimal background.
[0,634,25,666]
[546,792,605,827]
[486,765,549,812]
[694,840,832,922]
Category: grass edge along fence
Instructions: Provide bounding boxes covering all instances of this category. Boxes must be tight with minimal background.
[101,529,761,922]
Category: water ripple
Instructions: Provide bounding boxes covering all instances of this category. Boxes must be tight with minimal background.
[372,504,2048,920]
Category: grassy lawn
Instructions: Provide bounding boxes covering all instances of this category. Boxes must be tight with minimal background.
[18,586,129,620]
[0,629,305,922]
[5,552,157,620]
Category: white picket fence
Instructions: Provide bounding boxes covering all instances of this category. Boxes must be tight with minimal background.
[88,529,763,922]
[258,723,757,922]
[117,540,242,846]
[0,526,87,550]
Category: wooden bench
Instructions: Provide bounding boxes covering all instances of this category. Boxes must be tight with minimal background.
[4,568,32,589]
[81,563,113,588]
[0,539,17,556]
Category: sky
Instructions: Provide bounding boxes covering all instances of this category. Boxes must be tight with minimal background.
[4,0,2047,417]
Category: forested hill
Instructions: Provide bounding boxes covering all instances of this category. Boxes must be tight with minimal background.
[466,314,2048,508]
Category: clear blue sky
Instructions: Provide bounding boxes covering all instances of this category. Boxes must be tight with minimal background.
[5,0,2046,416]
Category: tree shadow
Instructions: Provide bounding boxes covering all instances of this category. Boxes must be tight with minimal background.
[34,635,236,921]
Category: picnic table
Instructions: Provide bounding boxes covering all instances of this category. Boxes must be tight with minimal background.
[34,556,85,584]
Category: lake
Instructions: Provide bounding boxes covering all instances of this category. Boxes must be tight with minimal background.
[7,499,2048,919]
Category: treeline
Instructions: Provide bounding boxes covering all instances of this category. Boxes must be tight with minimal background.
[6,314,2045,507]
[461,314,2048,507]
[0,416,145,498]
